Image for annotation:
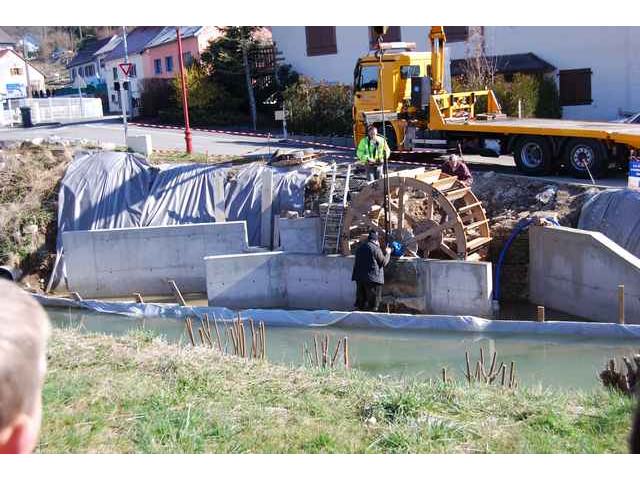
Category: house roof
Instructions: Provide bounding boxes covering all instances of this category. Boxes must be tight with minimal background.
[67,37,114,68]
[0,28,16,45]
[144,26,204,49]
[450,52,556,77]
[94,35,121,56]
[105,26,165,61]
[0,48,46,77]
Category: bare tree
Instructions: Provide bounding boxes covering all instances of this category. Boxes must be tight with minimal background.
[459,26,497,90]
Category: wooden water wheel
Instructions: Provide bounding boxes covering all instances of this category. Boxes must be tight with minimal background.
[339,167,491,260]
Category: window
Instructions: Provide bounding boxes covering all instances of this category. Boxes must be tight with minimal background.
[154,58,162,74]
[99,58,105,69]
[165,56,173,73]
[444,26,469,43]
[85,64,95,77]
[369,26,401,48]
[183,51,193,67]
[129,64,137,78]
[113,67,118,80]
[78,67,84,77]
[305,26,337,56]
[355,65,379,91]
[10,67,23,75]
[559,68,592,106]
[400,65,421,79]
[71,68,76,80]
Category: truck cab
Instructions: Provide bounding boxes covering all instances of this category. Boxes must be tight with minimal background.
[353,48,430,150]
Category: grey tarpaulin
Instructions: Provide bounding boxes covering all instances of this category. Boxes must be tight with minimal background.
[57,151,308,248]
[578,189,640,258]
[33,294,640,339]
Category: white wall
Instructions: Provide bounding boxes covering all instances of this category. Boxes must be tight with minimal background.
[0,50,45,98]
[484,26,640,120]
[105,53,145,114]
[272,26,640,121]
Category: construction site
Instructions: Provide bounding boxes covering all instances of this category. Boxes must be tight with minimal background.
[2,22,640,455]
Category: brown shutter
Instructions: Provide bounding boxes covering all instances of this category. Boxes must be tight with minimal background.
[559,68,592,106]
[368,26,402,48]
[444,26,469,43]
[305,27,337,56]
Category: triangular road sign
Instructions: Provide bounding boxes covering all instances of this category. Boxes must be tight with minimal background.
[119,63,133,77]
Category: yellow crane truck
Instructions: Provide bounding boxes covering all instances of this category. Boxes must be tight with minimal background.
[353,27,640,178]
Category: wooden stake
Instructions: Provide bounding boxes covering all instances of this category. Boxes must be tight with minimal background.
[500,364,507,386]
[618,285,625,324]
[465,351,471,383]
[249,319,257,358]
[213,317,223,353]
[185,317,195,346]
[167,280,187,306]
[441,367,447,383]
[313,335,320,366]
[487,351,497,378]
[198,328,206,346]
[260,322,266,360]
[343,336,349,369]
[508,361,515,388]
[537,306,545,322]
[330,338,343,367]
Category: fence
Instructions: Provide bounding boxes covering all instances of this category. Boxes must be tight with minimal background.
[0,96,103,126]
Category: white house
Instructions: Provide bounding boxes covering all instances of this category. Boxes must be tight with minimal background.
[0,48,45,99]
[270,26,640,121]
[67,35,119,87]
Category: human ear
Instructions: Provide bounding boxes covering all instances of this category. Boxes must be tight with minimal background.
[0,414,38,454]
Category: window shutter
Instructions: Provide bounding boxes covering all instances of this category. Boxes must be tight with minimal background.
[305,26,337,56]
[444,26,469,43]
[559,68,592,106]
[369,26,402,48]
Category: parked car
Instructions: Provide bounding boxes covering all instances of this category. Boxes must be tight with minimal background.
[611,112,640,124]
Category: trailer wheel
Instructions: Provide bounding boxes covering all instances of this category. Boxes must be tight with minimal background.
[565,139,608,179]
[513,137,553,176]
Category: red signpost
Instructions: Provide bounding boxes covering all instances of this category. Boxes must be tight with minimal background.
[176,27,193,154]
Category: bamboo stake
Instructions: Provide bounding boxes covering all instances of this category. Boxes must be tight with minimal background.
[487,351,497,378]
[441,367,447,383]
[239,318,246,358]
[479,347,487,380]
[322,335,329,368]
[330,338,343,367]
[618,285,625,324]
[500,364,507,386]
[213,317,223,353]
[313,335,320,366]
[260,322,266,360]
[249,319,257,358]
[198,328,206,346]
[343,336,349,369]
[465,351,471,383]
[508,361,515,389]
[185,317,195,346]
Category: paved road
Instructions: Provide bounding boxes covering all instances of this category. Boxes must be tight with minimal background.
[0,118,627,189]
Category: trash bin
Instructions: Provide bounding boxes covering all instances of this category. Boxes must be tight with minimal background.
[20,106,33,128]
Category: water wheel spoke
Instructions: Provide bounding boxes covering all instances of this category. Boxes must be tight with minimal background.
[439,242,460,259]
[413,219,458,243]
[425,196,434,220]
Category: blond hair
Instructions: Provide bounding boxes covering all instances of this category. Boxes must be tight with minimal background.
[0,280,50,430]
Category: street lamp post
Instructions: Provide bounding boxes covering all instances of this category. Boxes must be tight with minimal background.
[176,26,193,154]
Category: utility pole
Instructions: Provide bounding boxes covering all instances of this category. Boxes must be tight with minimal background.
[241,30,257,131]
[120,26,129,144]
[376,31,391,247]
[23,36,32,98]
[176,26,193,153]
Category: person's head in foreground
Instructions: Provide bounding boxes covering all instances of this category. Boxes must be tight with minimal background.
[367,125,378,141]
[368,229,379,245]
[0,279,50,454]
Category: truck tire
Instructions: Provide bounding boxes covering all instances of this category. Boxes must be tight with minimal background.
[564,138,608,179]
[513,136,553,176]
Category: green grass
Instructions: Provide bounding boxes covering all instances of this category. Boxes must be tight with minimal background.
[38,328,636,453]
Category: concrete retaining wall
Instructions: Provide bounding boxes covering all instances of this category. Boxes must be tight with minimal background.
[277,217,322,254]
[63,221,248,298]
[205,252,493,316]
[529,225,640,324]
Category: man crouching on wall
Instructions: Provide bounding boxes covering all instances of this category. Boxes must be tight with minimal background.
[0,279,50,454]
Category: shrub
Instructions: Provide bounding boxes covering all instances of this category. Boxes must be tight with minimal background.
[283,77,353,136]
[140,78,173,118]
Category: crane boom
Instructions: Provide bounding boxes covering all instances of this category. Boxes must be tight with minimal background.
[429,26,447,94]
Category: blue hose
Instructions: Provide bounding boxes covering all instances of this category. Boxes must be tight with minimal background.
[493,217,559,302]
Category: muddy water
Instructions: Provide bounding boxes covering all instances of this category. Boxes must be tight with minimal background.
[45,307,640,390]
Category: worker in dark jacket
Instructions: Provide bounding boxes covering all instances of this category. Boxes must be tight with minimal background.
[441,154,473,185]
[352,230,391,311]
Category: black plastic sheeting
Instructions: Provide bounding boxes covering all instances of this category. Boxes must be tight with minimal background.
[578,189,640,258]
[57,151,308,250]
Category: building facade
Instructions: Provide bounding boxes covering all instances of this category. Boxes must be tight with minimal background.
[270,26,640,121]
[67,36,119,87]
[0,48,45,99]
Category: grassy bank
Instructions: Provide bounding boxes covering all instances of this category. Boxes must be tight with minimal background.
[39,328,634,453]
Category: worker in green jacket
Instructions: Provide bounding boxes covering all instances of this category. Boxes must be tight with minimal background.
[356,125,391,181]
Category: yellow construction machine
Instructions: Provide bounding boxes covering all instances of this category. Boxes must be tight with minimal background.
[353,26,640,178]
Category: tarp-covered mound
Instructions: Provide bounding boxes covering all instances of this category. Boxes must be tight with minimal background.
[57,151,309,250]
[578,189,640,258]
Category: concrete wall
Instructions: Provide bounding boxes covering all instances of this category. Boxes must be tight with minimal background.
[205,252,493,316]
[277,217,322,254]
[529,225,640,324]
[63,221,248,298]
